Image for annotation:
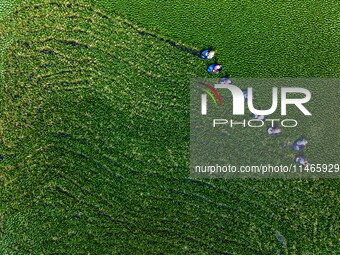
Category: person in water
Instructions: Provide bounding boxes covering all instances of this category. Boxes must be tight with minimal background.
[293,138,308,151]
[242,90,248,101]
[267,126,282,136]
[251,114,267,121]
[295,155,309,167]
[200,49,215,59]
[207,64,222,73]
[218,77,232,84]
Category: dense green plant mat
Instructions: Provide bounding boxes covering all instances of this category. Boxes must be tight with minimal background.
[0,1,14,20]
[98,0,339,78]
[0,0,339,254]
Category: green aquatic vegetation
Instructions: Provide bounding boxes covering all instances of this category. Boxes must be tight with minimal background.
[0,0,339,254]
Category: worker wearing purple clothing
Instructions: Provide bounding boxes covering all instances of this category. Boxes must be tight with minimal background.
[207,64,222,74]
